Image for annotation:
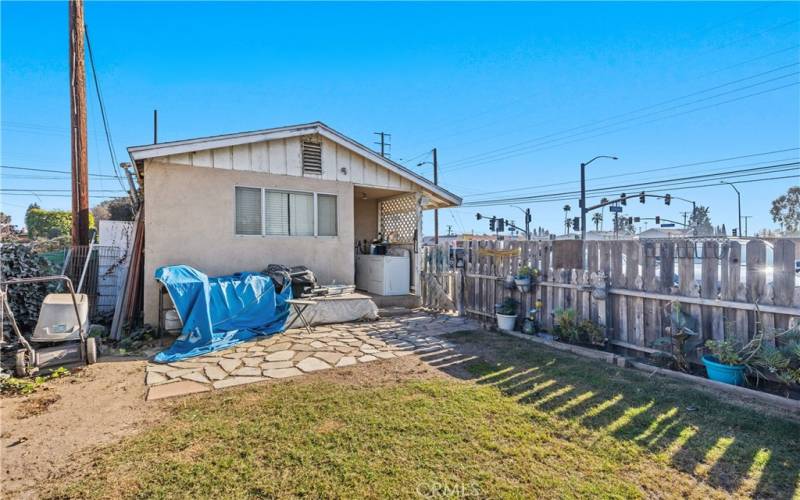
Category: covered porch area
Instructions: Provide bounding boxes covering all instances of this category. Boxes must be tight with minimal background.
[353,186,422,308]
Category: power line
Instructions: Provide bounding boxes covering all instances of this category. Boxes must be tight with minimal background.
[0,164,119,179]
[462,174,799,208]
[444,65,800,170]
[1,192,128,199]
[460,161,800,207]
[445,80,800,173]
[1,189,126,193]
[463,148,799,200]
[401,9,796,154]
[85,23,128,194]
[462,163,799,206]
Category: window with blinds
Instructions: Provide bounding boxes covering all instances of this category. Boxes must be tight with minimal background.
[235,187,262,235]
[317,194,337,236]
[264,191,289,235]
[289,192,314,236]
[235,186,336,237]
[302,141,323,175]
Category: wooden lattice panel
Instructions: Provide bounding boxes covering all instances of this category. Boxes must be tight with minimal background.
[379,194,417,244]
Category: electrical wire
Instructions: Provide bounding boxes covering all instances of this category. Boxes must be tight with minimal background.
[85,24,130,196]
[463,148,799,200]
[444,80,800,172]
[0,164,119,179]
[444,65,800,170]
[460,161,800,207]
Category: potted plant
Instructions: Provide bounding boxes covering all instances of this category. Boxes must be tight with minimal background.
[514,265,535,293]
[703,340,747,386]
[495,298,519,332]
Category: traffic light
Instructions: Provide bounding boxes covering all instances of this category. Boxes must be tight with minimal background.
[627,217,634,225]
[732,228,738,237]
[664,194,671,206]
[633,217,641,223]
[476,213,483,220]
[620,193,627,205]
[525,209,532,224]
[489,217,496,231]
[572,217,580,231]
[639,192,646,203]
[655,216,661,224]
[497,218,506,232]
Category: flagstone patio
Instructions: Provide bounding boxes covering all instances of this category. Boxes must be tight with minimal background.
[145,312,479,400]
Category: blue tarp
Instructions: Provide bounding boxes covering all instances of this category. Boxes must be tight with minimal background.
[154,265,292,363]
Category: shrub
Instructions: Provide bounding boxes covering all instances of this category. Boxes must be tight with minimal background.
[553,308,579,342]
[496,298,519,316]
[1,243,54,331]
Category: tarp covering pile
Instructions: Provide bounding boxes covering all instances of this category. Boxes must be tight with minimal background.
[154,265,291,363]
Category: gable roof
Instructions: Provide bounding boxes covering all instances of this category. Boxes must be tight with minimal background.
[128,121,460,207]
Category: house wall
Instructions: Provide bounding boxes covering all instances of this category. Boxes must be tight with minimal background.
[142,160,357,325]
[353,196,379,245]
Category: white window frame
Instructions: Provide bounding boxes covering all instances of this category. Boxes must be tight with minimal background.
[233,185,338,238]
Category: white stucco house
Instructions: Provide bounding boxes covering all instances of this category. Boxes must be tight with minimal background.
[127,122,461,324]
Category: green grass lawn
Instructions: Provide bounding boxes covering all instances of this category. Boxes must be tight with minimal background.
[52,330,798,499]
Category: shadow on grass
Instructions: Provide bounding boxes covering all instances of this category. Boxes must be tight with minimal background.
[432,330,799,499]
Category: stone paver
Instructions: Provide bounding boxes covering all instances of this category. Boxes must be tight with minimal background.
[260,361,294,370]
[232,366,262,377]
[264,367,303,379]
[204,365,227,381]
[219,358,242,373]
[265,350,295,361]
[147,380,211,401]
[314,351,343,365]
[296,357,332,373]
[335,356,357,367]
[212,377,266,389]
[145,371,168,385]
[144,311,480,399]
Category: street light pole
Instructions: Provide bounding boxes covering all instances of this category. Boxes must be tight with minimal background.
[510,205,531,240]
[580,155,618,268]
[720,181,741,237]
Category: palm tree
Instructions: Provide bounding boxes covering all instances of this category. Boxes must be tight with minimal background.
[600,198,609,231]
[592,212,603,231]
[563,204,571,234]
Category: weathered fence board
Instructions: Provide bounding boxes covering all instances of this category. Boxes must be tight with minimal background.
[423,238,799,357]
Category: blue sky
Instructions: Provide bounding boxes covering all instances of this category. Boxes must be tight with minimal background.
[2,1,799,236]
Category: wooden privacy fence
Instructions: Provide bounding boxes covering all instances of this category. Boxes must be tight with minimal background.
[421,238,800,354]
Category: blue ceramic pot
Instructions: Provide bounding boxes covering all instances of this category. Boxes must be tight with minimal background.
[702,355,746,386]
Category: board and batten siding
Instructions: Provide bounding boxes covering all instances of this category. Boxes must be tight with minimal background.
[161,136,415,192]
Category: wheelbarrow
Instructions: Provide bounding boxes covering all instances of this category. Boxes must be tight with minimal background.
[1,275,97,377]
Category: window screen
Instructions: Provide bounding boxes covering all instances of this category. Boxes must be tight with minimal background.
[317,194,337,236]
[235,187,262,235]
[290,192,314,236]
[265,191,289,235]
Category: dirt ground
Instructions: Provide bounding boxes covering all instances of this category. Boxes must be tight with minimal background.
[0,352,453,499]
[0,359,168,498]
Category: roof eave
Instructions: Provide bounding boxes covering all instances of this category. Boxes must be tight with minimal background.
[127,121,461,207]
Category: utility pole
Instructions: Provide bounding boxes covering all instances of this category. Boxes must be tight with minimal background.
[433,147,439,244]
[373,132,391,158]
[742,215,752,237]
[153,109,158,143]
[69,0,89,246]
